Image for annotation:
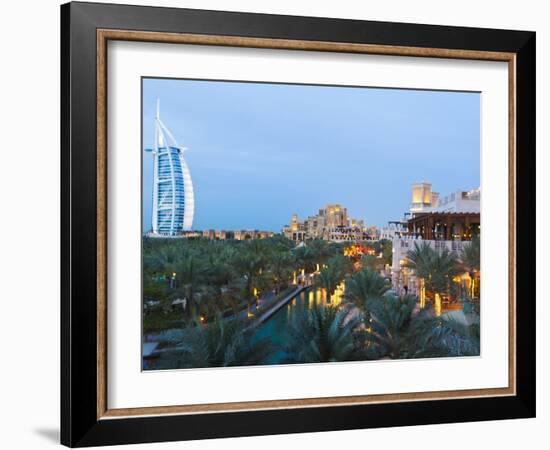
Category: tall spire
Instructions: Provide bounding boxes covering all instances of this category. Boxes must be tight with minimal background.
[155,98,178,149]
[147,99,195,234]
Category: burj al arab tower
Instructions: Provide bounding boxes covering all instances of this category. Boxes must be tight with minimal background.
[145,100,194,235]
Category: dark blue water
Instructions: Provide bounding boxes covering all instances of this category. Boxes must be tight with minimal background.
[251,287,341,364]
[144,286,344,369]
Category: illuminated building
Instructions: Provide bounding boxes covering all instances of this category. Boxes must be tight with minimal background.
[408,184,480,240]
[390,236,478,313]
[321,204,349,228]
[408,212,480,240]
[389,184,481,312]
[282,204,377,242]
[411,182,437,214]
[410,182,480,216]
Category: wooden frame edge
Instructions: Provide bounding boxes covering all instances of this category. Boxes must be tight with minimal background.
[97,29,515,61]
[100,387,515,419]
[508,55,517,395]
[95,28,517,420]
[97,29,108,419]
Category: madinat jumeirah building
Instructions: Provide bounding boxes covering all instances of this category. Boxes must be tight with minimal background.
[390,182,481,314]
[282,204,378,242]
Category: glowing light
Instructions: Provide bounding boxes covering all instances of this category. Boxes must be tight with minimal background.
[434,293,442,317]
[419,278,426,308]
[330,281,345,306]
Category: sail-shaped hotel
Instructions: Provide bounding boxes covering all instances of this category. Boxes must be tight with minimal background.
[145,101,194,235]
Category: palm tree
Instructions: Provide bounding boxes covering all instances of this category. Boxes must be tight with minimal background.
[380,239,393,266]
[409,314,480,357]
[344,270,391,310]
[329,254,353,276]
[285,303,363,363]
[171,253,205,317]
[158,316,273,368]
[460,235,480,299]
[364,294,418,359]
[361,254,382,272]
[307,239,332,267]
[269,234,295,251]
[406,242,461,309]
[233,251,265,307]
[363,293,481,359]
[315,266,341,301]
[268,251,294,293]
[145,242,184,276]
[203,248,236,296]
[292,245,316,273]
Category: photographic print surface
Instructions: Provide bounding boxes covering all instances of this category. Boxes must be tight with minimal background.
[142,78,481,371]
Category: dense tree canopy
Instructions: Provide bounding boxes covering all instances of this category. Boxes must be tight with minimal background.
[143,237,481,370]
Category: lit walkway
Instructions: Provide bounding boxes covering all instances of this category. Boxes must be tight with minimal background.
[248,285,309,329]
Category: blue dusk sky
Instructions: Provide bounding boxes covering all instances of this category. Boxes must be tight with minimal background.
[142,78,480,232]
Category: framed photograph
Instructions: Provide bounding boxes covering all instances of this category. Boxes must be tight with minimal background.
[61,1,536,447]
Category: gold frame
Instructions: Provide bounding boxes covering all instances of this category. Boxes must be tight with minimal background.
[96,29,516,420]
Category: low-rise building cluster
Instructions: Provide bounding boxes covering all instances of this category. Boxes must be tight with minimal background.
[145,229,274,240]
[388,182,481,307]
[282,203,379,243]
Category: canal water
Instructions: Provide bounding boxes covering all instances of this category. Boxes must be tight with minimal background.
[250,284,344,364]
[144,283,345,369]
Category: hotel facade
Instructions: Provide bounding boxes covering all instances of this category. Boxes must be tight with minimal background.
[145,100,194,236]
[407,182,480,240]
[282,204,378,243]
[389,183,480,304]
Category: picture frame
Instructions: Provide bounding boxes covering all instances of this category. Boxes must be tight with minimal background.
[60,1,536,447]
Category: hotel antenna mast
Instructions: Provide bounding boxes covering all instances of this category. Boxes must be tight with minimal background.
[145,99,195,235]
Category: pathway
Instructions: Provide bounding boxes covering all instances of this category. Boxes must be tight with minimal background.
[248,285,309,329]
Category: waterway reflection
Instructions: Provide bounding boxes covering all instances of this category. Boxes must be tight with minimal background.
[252,283,345,364]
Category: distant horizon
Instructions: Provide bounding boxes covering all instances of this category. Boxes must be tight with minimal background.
[144,202,393,234]
[142,78,480,232]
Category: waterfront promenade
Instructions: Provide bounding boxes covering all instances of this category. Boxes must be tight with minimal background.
[144,284,310,359]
